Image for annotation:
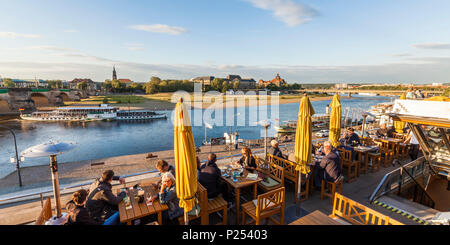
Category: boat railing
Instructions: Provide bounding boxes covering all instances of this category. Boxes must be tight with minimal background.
[369,156,428,203]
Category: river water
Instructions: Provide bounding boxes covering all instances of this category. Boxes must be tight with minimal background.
[0,95,394,178]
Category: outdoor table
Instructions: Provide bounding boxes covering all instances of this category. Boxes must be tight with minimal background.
[117,180,168,225]
[220,167,262,225]
[289,210,343,225]
[353,145,378,176]
[374,137,403,159]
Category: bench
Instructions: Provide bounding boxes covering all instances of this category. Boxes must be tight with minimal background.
[90,162,105,167]
[255,157,285,193]
[35,197,52,225]
[267,154,310,202]
[330,193,403,225]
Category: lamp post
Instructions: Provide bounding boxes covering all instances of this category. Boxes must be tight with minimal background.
[362,113,368,143]
[0,125,22,187]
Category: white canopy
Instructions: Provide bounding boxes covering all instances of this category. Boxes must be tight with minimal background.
[392,100,450,120]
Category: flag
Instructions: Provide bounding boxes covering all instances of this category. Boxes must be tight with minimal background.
[205,122,213,129]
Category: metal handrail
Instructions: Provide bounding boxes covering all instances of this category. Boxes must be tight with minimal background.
[369,156,426,203]
[398,163,435,208]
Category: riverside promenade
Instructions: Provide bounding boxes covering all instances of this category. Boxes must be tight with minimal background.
[0,141,419,225]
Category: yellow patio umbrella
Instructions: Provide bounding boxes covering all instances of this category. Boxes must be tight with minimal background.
[173,98,197,224]
[294,95,314,214]
[328,94,341,148]
[394,93,407,133]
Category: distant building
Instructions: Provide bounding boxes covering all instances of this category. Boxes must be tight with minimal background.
[69,78,96,91]
[113,66,117,80]
[119,79,133,87]
[335,83,348,89]
[193,74,256,90]
[258,73,287,87]
[0,79,47,88]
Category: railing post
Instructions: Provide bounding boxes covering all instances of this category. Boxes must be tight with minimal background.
[40,193,43,208]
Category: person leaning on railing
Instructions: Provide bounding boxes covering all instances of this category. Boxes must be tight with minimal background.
[85,170,126,225]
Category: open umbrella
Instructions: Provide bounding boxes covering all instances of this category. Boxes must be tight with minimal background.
[328,94,341,148]
[394,93,407,133]
[294,95,314,215]
[21,141,76,219]
[174,98,198,225]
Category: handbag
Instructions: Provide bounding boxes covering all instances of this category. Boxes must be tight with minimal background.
[187,197,201,216]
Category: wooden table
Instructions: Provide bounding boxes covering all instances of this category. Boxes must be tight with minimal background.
[117,183,168,225]
[220,168,262,225]
[289,210,344,225]
[353,146,378,176]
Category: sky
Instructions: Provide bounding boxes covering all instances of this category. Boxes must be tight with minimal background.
[0,0,449,83]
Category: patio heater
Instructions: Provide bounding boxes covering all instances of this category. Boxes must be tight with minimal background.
[21,142,76,223]
[362,113,368,142]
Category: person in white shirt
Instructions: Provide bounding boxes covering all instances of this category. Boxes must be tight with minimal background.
[404,129,420,160]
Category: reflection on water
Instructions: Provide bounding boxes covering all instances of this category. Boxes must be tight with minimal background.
[0,96,393,178]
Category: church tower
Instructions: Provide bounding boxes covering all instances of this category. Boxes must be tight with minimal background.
[112,66,117,80]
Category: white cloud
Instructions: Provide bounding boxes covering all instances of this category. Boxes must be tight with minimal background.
[413,42,450,50]
[64,30,79,33]
[245,0,318,26]
[26,45,78,52]
[125,43,145,51]
[128,24,188,35]
[0,32,40,38]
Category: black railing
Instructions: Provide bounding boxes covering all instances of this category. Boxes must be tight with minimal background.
[398,163,435,208]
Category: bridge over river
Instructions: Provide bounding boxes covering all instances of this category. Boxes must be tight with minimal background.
[300,89,443,96]
[0,88,88,115]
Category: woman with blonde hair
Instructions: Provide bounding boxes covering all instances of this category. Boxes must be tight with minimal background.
[235,146,257,172]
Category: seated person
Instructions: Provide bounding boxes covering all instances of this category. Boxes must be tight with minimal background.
[66,189,120,225]
[235,147,257,172]
[376,123,396,138]
[86,170,126,224]
[153,160,176,189]
[269,140,284,159]
[340,127,360,146]
[198,153,230,201]
[314,141,342,188]
[149,172,184,224]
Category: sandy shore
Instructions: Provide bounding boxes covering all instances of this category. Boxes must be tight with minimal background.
[37,94,343,112]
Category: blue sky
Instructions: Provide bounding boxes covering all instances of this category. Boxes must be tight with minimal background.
[0,0,449,83]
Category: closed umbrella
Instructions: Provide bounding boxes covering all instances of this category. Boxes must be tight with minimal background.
[174,98,198,225]
[21,142,76,221]
[394,93,407,133]
[424,96,450,102]
[294,95,315,215]
[328,94,341,148]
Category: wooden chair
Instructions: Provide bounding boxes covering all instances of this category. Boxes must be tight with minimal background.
[178,183,209,225]
[368,152,382,172]
[257,161,285,193]
[339,149,358,183]
[375,140,394,167]
[35,197,52,225]
[320,176,344,203]
[206,196,228,225]
[241,187,285,225]
[266,154,310,202]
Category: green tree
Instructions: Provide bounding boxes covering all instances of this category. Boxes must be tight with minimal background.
[150,76,162,84]
[111,79,125,92]
[145,82,158,94]
[442,87,450,97]
[233,81,240,90]
[3,78,15,88]
[129,82,142,91]
[222,81,230,93]
[211,78,224,91]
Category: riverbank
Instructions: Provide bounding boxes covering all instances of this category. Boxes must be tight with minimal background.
[41,93,343,111]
